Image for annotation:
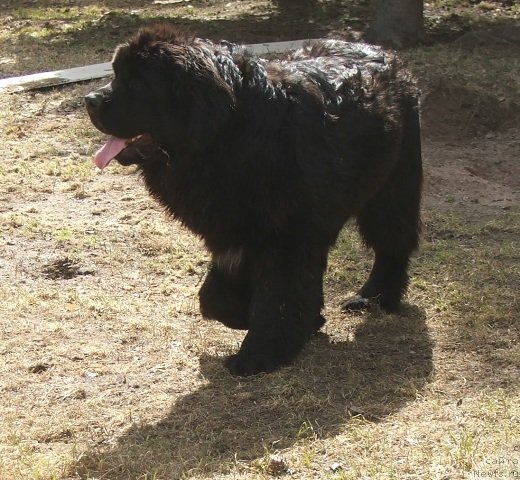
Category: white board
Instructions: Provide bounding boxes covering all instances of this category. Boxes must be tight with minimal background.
[0,39,313,93]
[0,63,114,93]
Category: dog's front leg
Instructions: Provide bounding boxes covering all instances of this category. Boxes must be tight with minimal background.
[224,250,326,376]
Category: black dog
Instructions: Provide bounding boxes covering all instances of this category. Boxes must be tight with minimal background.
[85,24,422,376]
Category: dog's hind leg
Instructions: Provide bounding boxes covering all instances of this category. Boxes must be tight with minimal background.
[343,247,414,312]
[345,103,422,313]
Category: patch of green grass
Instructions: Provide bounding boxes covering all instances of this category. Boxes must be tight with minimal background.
[0,6,105,46]
[327,226,372,290]
[418,210,519,308]
[446,428,481,471]
[10,6,103,22]
[46,160,94,182]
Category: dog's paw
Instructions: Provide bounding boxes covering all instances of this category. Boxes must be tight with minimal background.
[343,294,401,313]
[225,352,283,376]
[342,295,371,311]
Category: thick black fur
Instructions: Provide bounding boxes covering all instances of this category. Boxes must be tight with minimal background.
[85,24,423,376]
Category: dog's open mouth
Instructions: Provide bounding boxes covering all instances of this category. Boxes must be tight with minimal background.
[94,136,143,169]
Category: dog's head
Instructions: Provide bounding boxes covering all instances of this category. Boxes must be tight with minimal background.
[85,24,235,169]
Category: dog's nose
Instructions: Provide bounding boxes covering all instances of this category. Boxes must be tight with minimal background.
[84,92,103,109]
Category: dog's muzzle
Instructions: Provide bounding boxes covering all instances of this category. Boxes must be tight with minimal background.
[84,82,112,112]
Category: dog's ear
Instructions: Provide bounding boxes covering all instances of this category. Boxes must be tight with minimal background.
[164,44,236,150]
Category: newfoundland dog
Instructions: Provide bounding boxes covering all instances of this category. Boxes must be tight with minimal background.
[85,24,422,376]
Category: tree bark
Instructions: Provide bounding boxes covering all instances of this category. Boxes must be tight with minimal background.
[365,0,426,48]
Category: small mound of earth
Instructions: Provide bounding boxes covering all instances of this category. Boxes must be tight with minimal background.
[42,258,94,280]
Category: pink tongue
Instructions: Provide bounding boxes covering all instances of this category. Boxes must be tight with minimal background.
[93,136,128,169]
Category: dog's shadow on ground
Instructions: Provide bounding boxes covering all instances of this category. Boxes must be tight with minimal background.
[73,305,433,478]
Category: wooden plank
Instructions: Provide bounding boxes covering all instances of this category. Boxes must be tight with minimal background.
[247,39,312,54]
[0,39,312,93]
[0,62,113,93]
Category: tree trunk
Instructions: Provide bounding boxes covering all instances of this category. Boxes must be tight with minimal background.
[365,0,426,48]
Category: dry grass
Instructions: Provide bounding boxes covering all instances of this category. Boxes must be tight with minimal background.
[1,1,519,479]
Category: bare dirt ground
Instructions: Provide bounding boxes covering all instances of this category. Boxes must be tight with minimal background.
[423,127,519,215]
[0,1,519,479]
